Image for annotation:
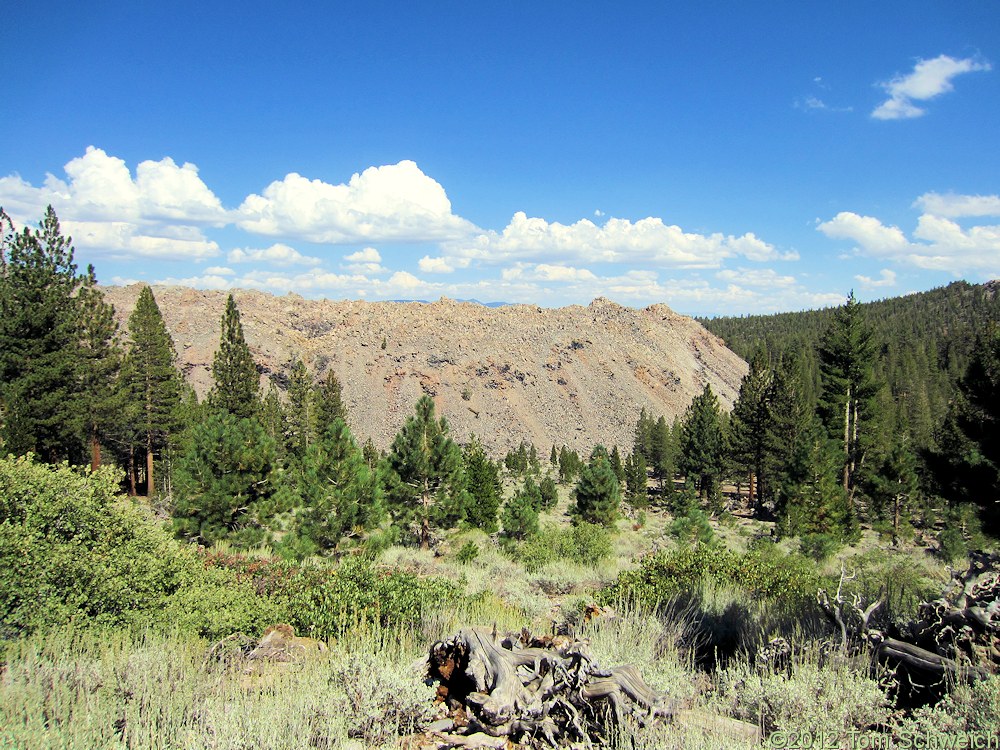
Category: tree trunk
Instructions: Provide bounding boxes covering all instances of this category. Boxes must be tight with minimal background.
[420,477,431,549]
[842,392,851,492]
[128,449,137,496]
[89,428,102,472]
[146,434,154,498]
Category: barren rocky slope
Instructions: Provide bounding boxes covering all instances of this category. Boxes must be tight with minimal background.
[102,286,748,455]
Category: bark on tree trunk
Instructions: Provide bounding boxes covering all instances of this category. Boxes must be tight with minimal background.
[128,450,137,496]
[842,392,851,492]
[90,430,101,472]
[146,435,154,498]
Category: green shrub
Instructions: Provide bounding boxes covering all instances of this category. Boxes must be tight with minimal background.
[0,457,191,635]
[717,645,892,734]
[286,558,459,640]
[600,542,824,613]
[0,455,461,642]
[456,540,480,564]
[509,522,613,572]
[938,527,968,562]
[799,532,842,562]
[669,508,715,545]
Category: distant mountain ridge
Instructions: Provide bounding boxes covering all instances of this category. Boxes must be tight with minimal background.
[102,287,748,455]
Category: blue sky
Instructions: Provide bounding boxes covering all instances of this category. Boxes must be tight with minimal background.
[1,1,997,316]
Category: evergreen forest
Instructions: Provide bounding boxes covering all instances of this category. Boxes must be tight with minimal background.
[2,207,1000,748]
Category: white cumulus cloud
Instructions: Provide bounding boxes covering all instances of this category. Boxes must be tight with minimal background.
[418,255,468,274]
[716,268,796,288]
[855,269,897,289]
[817,212,910,256]
[228,243,322,267]
[0,146,226,260]
[818,205,1000,277]
[872,55,991,120]
[913,192,1000,218]
[444,212,786,269]
[502,263,598,282]
[236,160,477,244]
[342,247,387,274]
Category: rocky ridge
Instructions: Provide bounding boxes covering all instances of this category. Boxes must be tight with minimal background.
[102,286,748,455]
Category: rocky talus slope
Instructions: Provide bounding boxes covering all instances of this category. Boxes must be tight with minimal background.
[102,286,748,455]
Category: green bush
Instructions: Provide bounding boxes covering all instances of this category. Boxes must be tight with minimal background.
[0,455,460,642]
[456,540,480,564]
[938,527,968,562]
[600,542,824,612]
[0,457,185,635]
[509,522,613,572]
[669,508,715,545]
[799,532,842,562]
[285,557,459,640]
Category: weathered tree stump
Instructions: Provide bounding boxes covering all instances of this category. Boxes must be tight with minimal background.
[425,627,760,747]
[818,552,1000,705]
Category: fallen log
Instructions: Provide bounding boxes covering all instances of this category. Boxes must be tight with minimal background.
[426,627,760,747]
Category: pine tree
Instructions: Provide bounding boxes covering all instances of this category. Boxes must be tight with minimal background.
[558,445,582,484]
[632,408,654,461]
[729,350,772,512]
[76,267,123,470]
[119,286,183,495]
[779,418,853,540]
[207,294,259,419]
[609,445,626,484]
[624,451,648,505]
[291,418,382,555]
[260,381,286,460]
[313,368,347,433]
[649,416,675,491]
[501,481,540,541]
[362,437,380,470]
[764,353,813,515]
[817,292,882,510]
[538,475,559,510]
[679,384,725,503]
[866,437,919,545]
[932,326,1000,532]
[284,357,312,461]
[572,445,621,526]
[463,437,502,532]
[173,411,279,548]
[0,207,87,462]
[384,395,467,547]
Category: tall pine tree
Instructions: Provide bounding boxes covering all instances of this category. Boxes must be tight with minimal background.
[119,286,182,495]
[0,207,87,462]
[76,268,123,471]
[208,294,260,419]
[284,357,312,461]
[313,368,347,433]
[679,384,725,503]
[290,418,382,556]
[463,436,502,532]
[173,411,279,548]
[729,350,772,512]
[817,292,882,514]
